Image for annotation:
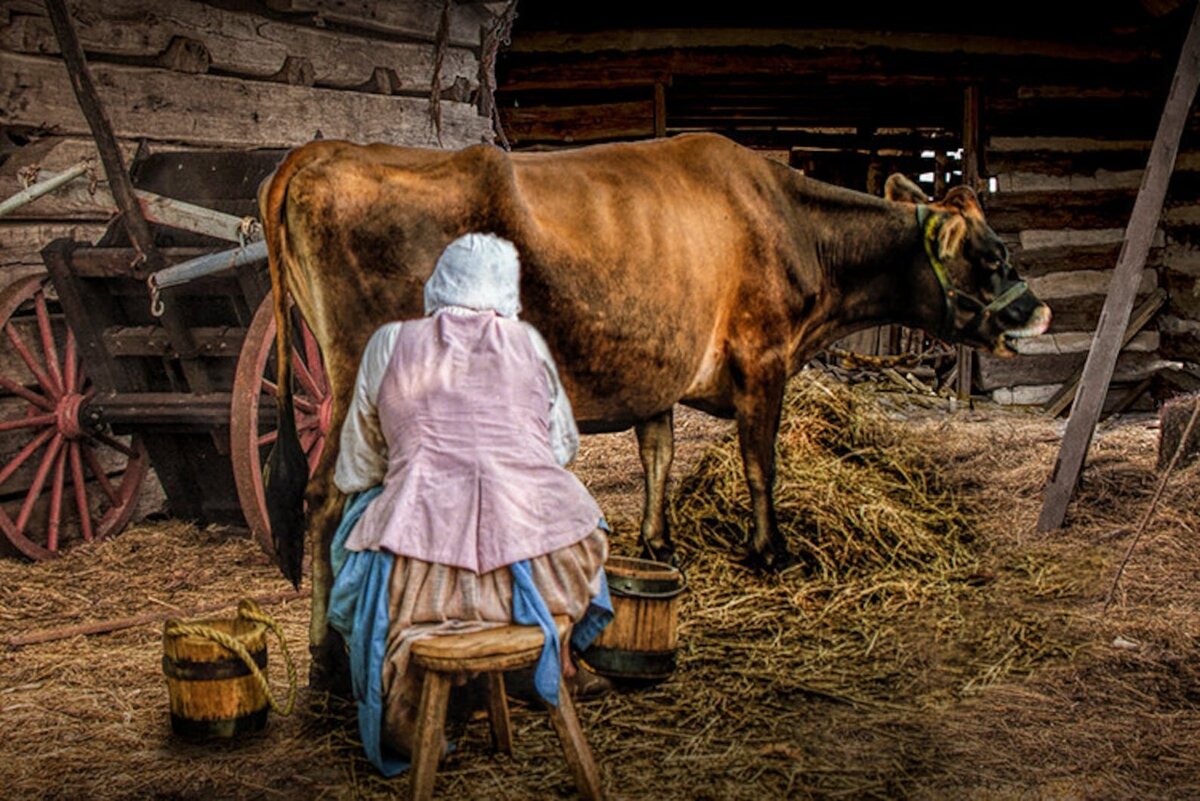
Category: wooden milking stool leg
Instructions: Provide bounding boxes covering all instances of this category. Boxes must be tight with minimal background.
[410,671,452,801]
[546,677,604,801]
[408,618,604,801]
[486,672,514,754]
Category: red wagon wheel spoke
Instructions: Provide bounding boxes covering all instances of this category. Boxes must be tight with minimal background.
[34,293,64,395]
[15,434,64,534]
[90,432,138,460]
[0,413,56,432]
[46,446,67,552]
[63,329,79,395]
[302,325,326,394]
[68,443,93,542]
[291,347,322,398]
[80,443,121,506]
[0,275,147,560]
[0,427,55,485]
[231,292,330,554]
[5,320,61,399]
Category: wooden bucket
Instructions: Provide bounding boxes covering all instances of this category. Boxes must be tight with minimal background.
[582,555,687,682]
[162,600,295,739]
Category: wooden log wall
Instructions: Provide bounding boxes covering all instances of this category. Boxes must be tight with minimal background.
[977,82,1200,411]
[495,13,1200,409]
[0,0,497,538]
[1,0,495,272]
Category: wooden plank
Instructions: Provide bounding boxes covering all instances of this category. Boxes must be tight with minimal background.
[1010,242,1164,278]
[1016,226,1166,250]
[976,349,1168,391]
[993,381,1155,412]
[1014,330,1158,356]
[1,222,108,268]
[4,0,480,93]
[1038,4,1200,532]
[102,326,246,358]
[1037,291,1155,333]
[500,49,1159,94]
[0,51,493,149]
[1027,267,1157,300]
[264,0,491,48]
[1041,289,1167,416]
[985,188,1141,231]
[66,247,208,277]
[502,101,655,145]
[506,28,1154,63]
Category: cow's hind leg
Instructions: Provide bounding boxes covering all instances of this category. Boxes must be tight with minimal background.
[635,408,676,563]
[731,355,790,570]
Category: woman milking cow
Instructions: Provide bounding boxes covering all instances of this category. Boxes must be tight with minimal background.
[324,232,614,772]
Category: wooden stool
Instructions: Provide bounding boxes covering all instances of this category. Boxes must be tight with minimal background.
[408,616,604,801]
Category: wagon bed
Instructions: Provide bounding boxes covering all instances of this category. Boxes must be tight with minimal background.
[0,149,326,559]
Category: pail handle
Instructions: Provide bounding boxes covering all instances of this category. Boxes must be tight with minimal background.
[163,599,297,716]
[608,564,689,600]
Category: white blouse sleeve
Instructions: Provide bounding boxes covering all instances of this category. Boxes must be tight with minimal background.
[523,323,580,467]
[334,322,403,493]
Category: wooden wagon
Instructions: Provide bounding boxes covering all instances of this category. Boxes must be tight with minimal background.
[0,148,324,559]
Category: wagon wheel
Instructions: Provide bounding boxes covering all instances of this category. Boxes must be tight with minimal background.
[0,274,149,560]
[231,293,330,554]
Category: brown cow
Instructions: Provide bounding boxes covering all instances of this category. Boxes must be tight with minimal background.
[258,133,1050,662]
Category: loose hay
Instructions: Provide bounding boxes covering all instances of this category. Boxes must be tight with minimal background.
[3,372,1200,799]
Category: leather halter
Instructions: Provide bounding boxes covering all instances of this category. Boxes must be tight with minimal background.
[915,204,1029,339]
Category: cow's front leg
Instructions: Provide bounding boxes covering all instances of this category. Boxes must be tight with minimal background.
[635,408,675,563]
[732,354,790,570]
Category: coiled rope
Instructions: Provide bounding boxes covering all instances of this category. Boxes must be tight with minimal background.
[163,599,297,716]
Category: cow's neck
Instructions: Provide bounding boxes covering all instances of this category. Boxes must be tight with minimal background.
[784,178,926,355]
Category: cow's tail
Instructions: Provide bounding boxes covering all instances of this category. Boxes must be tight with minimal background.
[259,148,315,589]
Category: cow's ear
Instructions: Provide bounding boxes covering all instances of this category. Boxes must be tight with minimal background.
[884,173,928,203]
[942,185,984,219]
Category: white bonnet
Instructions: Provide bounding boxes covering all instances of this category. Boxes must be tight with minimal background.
[423,232,522,319]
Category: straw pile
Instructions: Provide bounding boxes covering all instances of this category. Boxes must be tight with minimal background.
[2,371,1200,799]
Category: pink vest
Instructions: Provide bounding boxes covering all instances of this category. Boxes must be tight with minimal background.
[344,312,602,573]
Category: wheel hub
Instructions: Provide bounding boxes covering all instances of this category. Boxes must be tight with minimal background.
[56,393,87,440]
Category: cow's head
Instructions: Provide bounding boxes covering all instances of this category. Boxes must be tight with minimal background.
[885,174,1051,356]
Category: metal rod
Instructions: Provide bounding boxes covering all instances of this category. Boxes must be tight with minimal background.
[0,161,90,217]
[147,240,267,316]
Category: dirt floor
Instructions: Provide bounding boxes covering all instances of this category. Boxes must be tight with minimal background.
[3,378,1200,800]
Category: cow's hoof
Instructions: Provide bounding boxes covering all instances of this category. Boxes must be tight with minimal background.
[639,540,679,567]
[737,545,795,573]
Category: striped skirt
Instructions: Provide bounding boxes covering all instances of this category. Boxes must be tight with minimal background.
[380,527,608,756]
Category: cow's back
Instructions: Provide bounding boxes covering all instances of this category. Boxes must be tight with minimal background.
[270,134,799,426]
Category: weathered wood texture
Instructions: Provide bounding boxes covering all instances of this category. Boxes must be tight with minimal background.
[3,0,480,94]
[981,121,1200,404]
[1038,4,1200,531]
[2,222,107,268]
[265,0,492,48]
[1,52,492,150]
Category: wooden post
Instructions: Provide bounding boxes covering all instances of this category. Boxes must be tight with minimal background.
[43,0,212,394]
[1038,4,1200,532]
[957,85,982,401]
